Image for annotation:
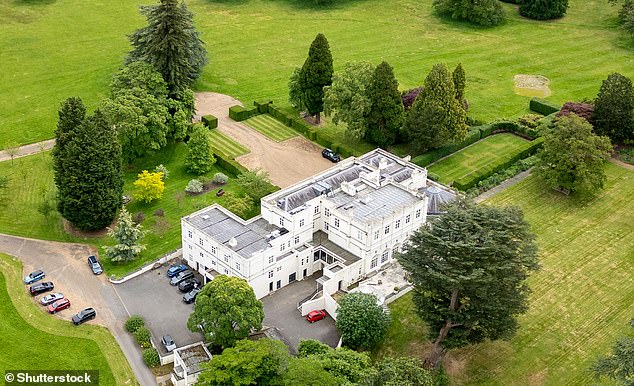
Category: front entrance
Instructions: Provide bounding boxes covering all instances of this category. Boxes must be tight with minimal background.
[289,273,297,283]
[269,282,274,292]
[303,268,307,278]
[338,280,343,291]
[277,280,281,290]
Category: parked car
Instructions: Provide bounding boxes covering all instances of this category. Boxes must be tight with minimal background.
[87,255,103,275]
[182,288,201,304]
[47,298,71,314]
[306,309,327,323]
[178,278,201,293]
[162,335,176,352]
[322,148,340,163]
[40,292,64,306]
[23,270,45,284]
[169,270,193,286]
[72,307,96,325]
[166,264,188,278]
[29,282,54,296]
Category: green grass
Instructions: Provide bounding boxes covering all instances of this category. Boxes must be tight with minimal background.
[209,129,249,158]
[1,0,633,148]
[376,164,634,385]
[0,143,252,278]
[243,114,298,142]
[0,253,137,385]
[428,133,529,184]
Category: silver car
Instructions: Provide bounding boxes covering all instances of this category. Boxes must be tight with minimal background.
[40,292,64,306]
[161,335,176,352]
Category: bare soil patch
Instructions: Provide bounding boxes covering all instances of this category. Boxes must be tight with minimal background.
[514,74,551,97]
[63,219,110,238]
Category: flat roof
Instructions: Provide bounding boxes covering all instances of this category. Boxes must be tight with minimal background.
[313,230,361,266]
[176,343,211,375]
[327,183,419,222]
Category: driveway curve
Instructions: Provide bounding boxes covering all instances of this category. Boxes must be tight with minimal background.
[195,92,333,188]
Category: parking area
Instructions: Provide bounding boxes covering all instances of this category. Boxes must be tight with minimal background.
[261,274,340,350]
[113,266,203,355]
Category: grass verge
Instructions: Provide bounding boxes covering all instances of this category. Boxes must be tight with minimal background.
[209,129,249,158]
[243,114,298,142]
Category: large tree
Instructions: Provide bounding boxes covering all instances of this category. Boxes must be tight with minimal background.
[52,97,86,218]
[593,72,634,143]
[397,199,539,368]
[236,168,274,202]
[185,124,216,175]
[103,208,147,263]
[127,0,207,96]
[405,63,467,152]
[336,292,390,350]
[57,109,123,231]
[592,319,634,385]
[280,358,339,386]
[297,340,376,384]
[187,275,264,349]
[364,61,405,148]
[433,0,505,26]
[536,114,613,196]
[374,357,433,386]
[299,33,334,124]
[323,61,375,139]
[519,0,569,20]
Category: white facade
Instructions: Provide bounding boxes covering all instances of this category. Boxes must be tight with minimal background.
[181,149,454,305]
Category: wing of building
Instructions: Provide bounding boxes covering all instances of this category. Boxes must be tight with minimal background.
[181,148,456,315]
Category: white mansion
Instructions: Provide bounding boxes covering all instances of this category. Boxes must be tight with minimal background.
[181,148,455,316]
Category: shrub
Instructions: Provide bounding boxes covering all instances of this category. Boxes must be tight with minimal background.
[134,170,165,203]
[229,105,259,121]
[201,115,218,129]
[433,0,505,26]
[254,99,272,114]
[199,176,213,190]
[518,114,543,130]
[132,212,145,225]
[134,327,152,348]
[519,0,569,20]
[142,348,160,368]
[185,179,203,193]
[154,164,169,180]
[530,97,561,115]
[213,172,229,184]
[557,102,594,123]
[153,208,164,217]
[125,315,145,333]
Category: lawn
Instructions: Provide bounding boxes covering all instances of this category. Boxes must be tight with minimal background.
[243,114,298,142]
[0,253,137,385]
[0,143,252,278]
[209,129,249,158]
[376,163,634,385]
[427,133,530,184]
[1,0,633,148]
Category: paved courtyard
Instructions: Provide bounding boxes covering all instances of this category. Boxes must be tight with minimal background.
[261,274,340,350]
[113,267,203,355]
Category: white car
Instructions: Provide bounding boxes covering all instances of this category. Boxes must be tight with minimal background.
[40,292,64,306]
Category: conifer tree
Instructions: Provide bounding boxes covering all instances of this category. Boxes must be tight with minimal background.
[58,110,123,231]
[127,0,207,96]
[364,61,405,148]
[405,63,467,152]
[103,208,147,263]
[594,72,634,143]
[452,63,466,104]
[299,33,334,124]
[185,124,216,175]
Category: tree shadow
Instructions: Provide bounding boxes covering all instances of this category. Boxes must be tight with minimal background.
[278,0,371,11]
[203,0,249,5]
[12,0,56,6]
[431,9,509,32]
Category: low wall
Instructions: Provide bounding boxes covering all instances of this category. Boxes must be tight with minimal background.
[110,249,182,284]
[324,292,338,321]
[300,297,326,316]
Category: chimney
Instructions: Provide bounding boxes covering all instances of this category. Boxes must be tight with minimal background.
[228,237,238,248]
[378,157,388,170]
[409,169,428,191]
[340,181,356,196]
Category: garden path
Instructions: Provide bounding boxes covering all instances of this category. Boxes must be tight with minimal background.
[0,139,54,162]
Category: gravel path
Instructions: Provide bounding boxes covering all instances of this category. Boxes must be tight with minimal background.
[474,170,532,203]
[0,139,55,162]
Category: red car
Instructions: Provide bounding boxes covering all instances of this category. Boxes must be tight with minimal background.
[47,298,71,314]
[306,310,327,323]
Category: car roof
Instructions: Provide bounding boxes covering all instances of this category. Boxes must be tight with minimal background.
[31,270,43,276]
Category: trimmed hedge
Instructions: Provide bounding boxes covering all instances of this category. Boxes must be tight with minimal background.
[452,137,544,191]
[134,327,152,349]
[142,348,160,368]
[530,98,561,116]
[229,105,260,121]
[411,128,483,168]
[268,105,293,126]
[214,152,247,177]
[254,99,273,114]
[201,115,218,130]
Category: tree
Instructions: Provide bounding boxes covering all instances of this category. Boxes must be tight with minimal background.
[405,63,467,152]
[452,63,466,104]
[323,61,375,139]
[617,0,634,38]
[187,275,264,349]
[594,72,634,143]
[519,0,569,20]
[397,199,539,368]
[401,87,423,112]
[535,114,613,196]
[103,208,147,262]
[556,101,594,123]
[288,66,304,111]
[299,33,334,124]
[185,124,216,175]
[592,319,634,385]
[222,192,254,219]
[56,109,123,231]
[280,358,339,386]
[196,339,289,386]
[374,357,433,386]
[134,170,165,203]
[236,168,274,201]
[127,0,207,96]
[335,293,390,350]
[433,0,505,26]
[365,61,405,148]
[304,347,376,384]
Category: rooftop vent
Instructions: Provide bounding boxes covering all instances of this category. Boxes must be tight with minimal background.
[228,237,238,248]
[201,214,210,220]
[378,157,389,170]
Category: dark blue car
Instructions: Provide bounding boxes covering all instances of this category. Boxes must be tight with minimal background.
[24,270,45,284]
[167,264,188,278]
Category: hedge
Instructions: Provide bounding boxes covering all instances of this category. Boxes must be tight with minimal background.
[229,105,260,121]
[201,114,218,130]
[452,137,544,191]
[268,105,293,126]
[142,348,160,368]
[411,128,483,168]
[125,315,145,333]
[213,152,247,177]
[530,97,561,116]
[254,99,273,114]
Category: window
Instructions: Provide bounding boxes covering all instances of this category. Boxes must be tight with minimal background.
[288,240,291,248]
[294,236,300,244]
[188,245,192,250]
[385,225,390,234]
[374,230,379,240]
[381,251,389,263]
[268,256,274,264]
[324,208,330,217]
[224,254,229,262]
[188,230,192,238]
[405,214,411,224]
[395,219,401,229]
[280,244,285,252]
[415,209,421,218]
[212,260,216,265]
[224,268,229,274]
[199,252,204,258]
[199,238,204,246]
[315,205,320,214]
[211,246,217,255]
[277,266,282,272]
[235,262,240,270]
[279,218,284,227]
[300,219,305,227]
[325,223,329,231]
[334,218,340,228]
[371,256,378,269]
[268,270,274,278]
[357,230,364,241]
